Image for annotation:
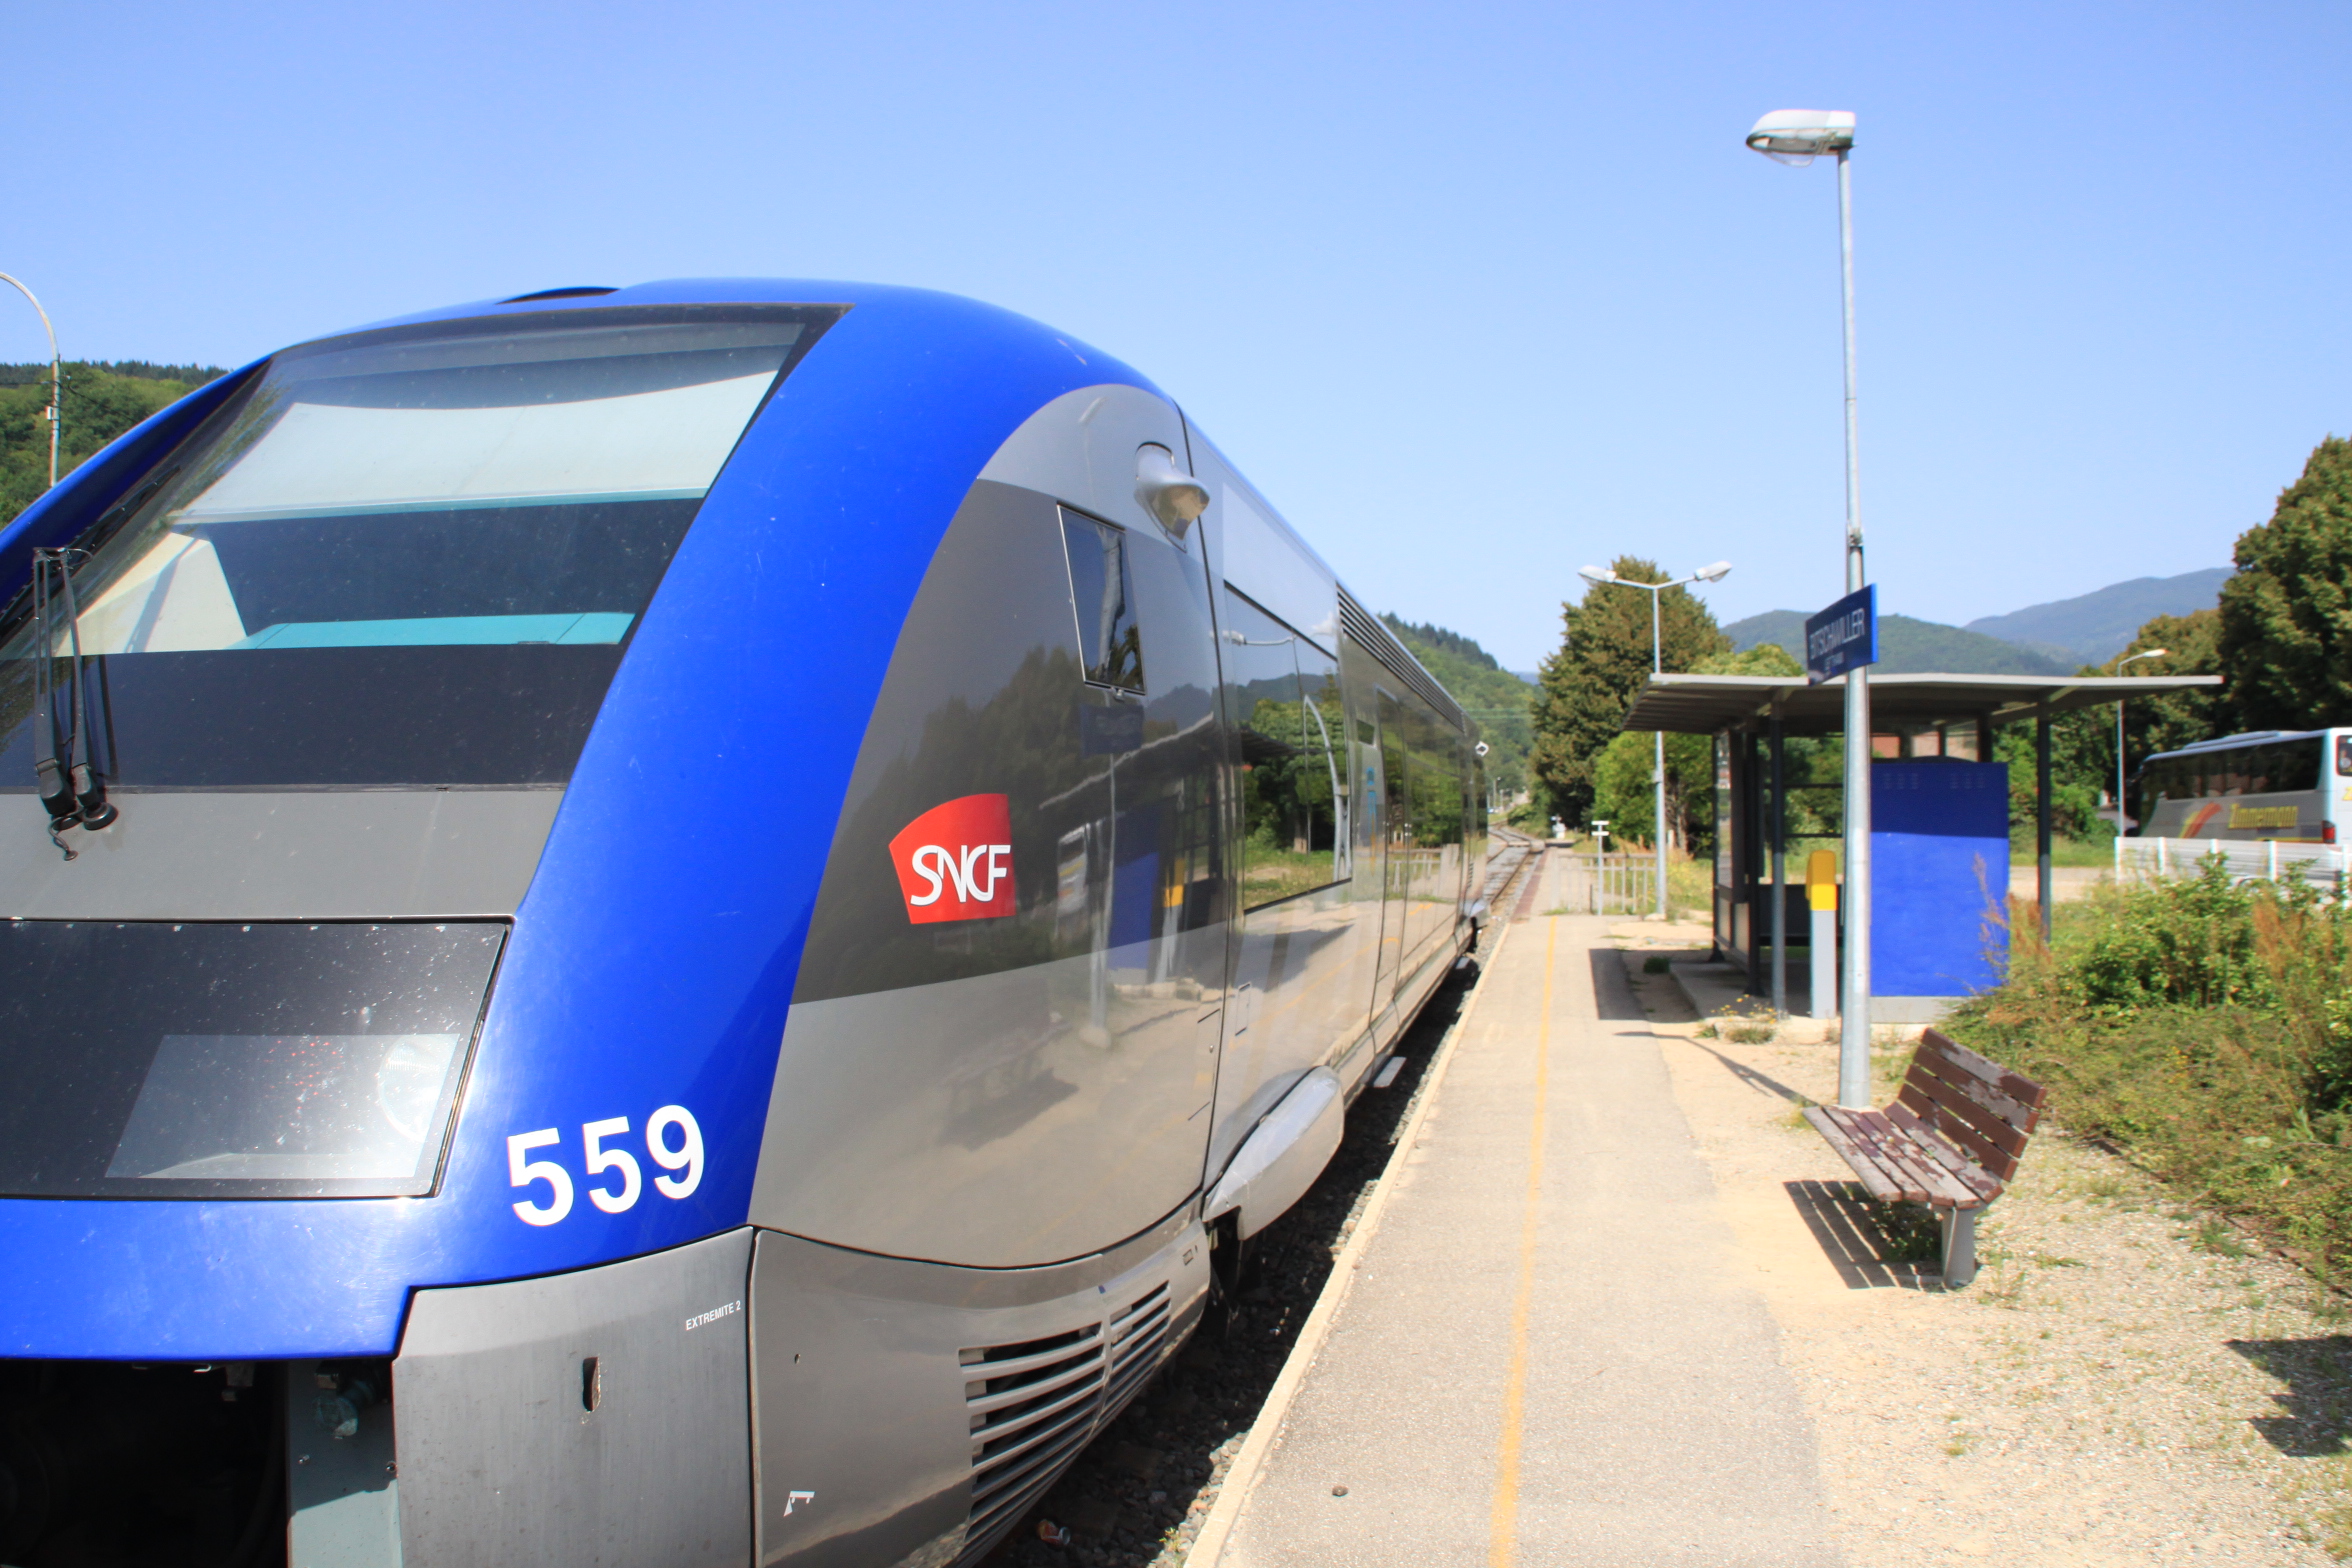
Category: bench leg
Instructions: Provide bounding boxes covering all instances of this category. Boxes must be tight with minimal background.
[1940,1205,1980,1288]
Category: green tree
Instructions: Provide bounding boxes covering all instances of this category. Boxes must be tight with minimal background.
[1529,557,1729,828]
[1593,644,1800,852]
[2029,607,2225,837]
[0,362,222,528]
[2218,435,2352,732]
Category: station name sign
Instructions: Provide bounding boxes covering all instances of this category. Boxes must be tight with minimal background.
[1804,585,1878,684]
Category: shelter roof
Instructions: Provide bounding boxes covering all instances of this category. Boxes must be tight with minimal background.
[1620,672,2224,736]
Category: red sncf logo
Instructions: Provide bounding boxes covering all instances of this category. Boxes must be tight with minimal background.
[889,794,1016,924]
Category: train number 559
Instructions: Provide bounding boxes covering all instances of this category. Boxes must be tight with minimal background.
[507,1106,704,1226]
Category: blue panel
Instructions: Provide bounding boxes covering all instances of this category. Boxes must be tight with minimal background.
[235,612,634,648]
[1870,761,2009,998]
[0,281,1162,1358]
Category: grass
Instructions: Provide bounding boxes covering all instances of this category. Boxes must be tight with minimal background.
[1666,855,1712,922]
[1866,1198,1943,1263]
[2014,831,2119,869]
[2194,1217,2253,1259]
[1642,954,1671,974]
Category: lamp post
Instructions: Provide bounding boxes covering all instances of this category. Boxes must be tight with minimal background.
[2112,648,2168,870]
[1748,107,1872,1109]
[0,274,60,489]
[1578,561,1733,922]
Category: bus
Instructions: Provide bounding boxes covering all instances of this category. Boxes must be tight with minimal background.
[2127,728,2351,879]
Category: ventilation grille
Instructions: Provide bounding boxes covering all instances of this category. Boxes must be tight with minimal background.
[963,1325,1107,1547]
[1337,591,1467,729]
[960,1281,1178,1555]
[1103,1283,1172,1417]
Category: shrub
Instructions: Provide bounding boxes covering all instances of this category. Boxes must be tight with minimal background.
[1946,865,2352,1281]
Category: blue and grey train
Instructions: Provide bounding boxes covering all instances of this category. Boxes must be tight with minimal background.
[0,280,1486,1568]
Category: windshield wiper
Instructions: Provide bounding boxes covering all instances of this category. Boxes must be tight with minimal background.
[30,547,116,859]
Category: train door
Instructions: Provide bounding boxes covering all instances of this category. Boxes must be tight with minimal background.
[1371,687,1410,1009]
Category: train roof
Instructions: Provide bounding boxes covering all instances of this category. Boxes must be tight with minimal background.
[335,277,1158,387]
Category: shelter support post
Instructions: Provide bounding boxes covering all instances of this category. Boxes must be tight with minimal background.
[1975,714,1993,762]
[1770,709,1787,1018]
[2036,709,2053,942]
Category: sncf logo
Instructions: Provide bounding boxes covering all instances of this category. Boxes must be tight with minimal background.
[889,794,1016,924]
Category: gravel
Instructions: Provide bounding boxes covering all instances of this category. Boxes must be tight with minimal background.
[1632,940,2352,1566]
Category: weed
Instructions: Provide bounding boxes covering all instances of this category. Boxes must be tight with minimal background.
[1709,996,1781,1046]
[2195,1218,2252,1258]
[2027,1253,2086,1269]
[1976,1269,2028,1308]
[1643,954,1671,975]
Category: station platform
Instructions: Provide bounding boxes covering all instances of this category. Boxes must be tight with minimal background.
[1196,877,1842,1565]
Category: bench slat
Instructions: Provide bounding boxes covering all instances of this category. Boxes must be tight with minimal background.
[1816,1106,1980,1208]
[1921,1029,2048,1110]
[1911,1046,2042,1138]
[1903,1063,2033,1160]
[1802,1106,1912,1204]
[1843,1109,1982,1208]
[1895,1082,2022,1181]
[1886,1103,2005,1204]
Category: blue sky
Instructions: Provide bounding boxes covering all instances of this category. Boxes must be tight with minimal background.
[7,2,2346,670]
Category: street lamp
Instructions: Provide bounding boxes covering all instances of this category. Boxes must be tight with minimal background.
[1748,106,1873,1110]
[2112,648,2168,869]
[0,274,60,489]
[1579,560,1733,922]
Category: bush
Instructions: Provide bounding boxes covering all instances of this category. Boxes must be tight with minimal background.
[1945,863,2352,1282]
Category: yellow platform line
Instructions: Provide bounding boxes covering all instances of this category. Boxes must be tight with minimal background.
[1488,916,1555,1567]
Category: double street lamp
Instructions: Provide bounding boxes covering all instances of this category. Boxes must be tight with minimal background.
[1578,560,1733,922]
[1746,107,1873,1108]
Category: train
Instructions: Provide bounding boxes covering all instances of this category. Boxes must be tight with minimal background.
[0,279,1486,1568]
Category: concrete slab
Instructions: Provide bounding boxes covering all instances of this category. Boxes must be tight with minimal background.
[1209,915,1843,1567]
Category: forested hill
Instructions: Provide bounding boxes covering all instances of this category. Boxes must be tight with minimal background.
[1381,613,1532,797]
[1,361,226,529]
[1724,609,2071,676]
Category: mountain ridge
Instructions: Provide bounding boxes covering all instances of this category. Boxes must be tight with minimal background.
[1724,610,2071,676]
[1963,568,2230,666]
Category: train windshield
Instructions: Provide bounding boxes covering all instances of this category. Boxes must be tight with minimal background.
[0,304,837,789]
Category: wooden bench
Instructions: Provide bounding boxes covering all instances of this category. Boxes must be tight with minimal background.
[1801,1029,2048,1288]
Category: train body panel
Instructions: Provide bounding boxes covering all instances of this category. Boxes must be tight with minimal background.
[0,279,1482,1563]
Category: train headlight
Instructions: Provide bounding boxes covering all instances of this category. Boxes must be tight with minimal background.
[0,921,503,1199]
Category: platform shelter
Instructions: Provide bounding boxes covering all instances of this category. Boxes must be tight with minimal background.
[1620,672,2222,1022]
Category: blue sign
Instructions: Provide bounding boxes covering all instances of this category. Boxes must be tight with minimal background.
[1804,585,1878,683]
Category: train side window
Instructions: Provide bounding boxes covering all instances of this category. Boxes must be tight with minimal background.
[1059,508,1145,694]
[1224,590,1345,907]
[2340,736,2352,778]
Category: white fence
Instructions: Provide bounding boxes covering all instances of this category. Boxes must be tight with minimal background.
[2115,837,2345,887]
[1556,852,1663,916]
